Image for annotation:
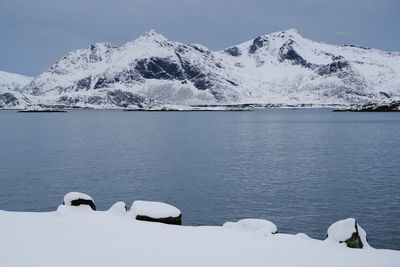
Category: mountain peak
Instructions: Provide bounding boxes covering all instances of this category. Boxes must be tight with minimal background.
[283,28,299,35]
[137,29,168,42]
[266,28,301,39]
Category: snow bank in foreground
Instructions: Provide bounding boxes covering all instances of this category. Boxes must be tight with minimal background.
[223,218,278,236]
[0,207,399,267]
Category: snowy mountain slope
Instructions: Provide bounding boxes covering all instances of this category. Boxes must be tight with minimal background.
[218,29,400,104]
[0,71,32,92]
[0,71,33,108]
[8,29,400,108]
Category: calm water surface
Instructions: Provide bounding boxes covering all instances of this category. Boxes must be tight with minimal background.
[0,109,399,249]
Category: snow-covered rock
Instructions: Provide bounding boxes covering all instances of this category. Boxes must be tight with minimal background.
[63,192,96,210]
[2,29,399,109]
[129,200,181,225]
[223,218,278,236]
[326,218,369,249]
[107,201,127,216]
[0,208,399,267]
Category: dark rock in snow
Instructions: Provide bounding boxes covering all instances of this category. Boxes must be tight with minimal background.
[327,218,368,249]
[136,214,182,225]
[279,41,312,68]
[18,109,66,113]
[134,57,185,80]
[63,192,96,210]
[69,199,97,210]
[130,200,182,225]
[76,77,92,90]
[249,36,268,54]
[317,60,350,75]
[224,46,242,57]
[379,91,391,98]
[334,100,400,112]
[107,90,152,107]
[345,227,364,249]
[0,93,19,107]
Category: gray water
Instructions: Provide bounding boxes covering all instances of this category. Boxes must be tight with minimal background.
[0,109,399,250]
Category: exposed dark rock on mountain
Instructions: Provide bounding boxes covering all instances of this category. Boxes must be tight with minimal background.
[0,93,19,108]
[249,36,269,54]
[224,46,242,56]
[334,100,400,112]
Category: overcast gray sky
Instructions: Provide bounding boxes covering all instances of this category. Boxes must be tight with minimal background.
[1,0,399,76]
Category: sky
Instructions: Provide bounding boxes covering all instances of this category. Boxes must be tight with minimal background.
[0,0,399,77]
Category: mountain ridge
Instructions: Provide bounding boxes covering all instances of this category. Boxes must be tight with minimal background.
[1,29,399,109]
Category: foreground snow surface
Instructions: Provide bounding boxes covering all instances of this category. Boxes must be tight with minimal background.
[0,208,399,267]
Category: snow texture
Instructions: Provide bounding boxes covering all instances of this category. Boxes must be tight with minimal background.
[108,201,128,216]
[0,208,399,267]
[130,200,181,219]
[223,218,278,236]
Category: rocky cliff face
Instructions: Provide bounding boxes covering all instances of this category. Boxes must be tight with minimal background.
[4,29,400,108]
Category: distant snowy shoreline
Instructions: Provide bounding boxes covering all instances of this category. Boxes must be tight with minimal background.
[0,103,349,111]
[1,192,399,267]
[2,101,399,112]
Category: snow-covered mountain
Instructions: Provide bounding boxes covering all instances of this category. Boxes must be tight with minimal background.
[0,71,33,108]
[3,29,400,109]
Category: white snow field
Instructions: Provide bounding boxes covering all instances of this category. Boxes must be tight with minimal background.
[0,206,399,267]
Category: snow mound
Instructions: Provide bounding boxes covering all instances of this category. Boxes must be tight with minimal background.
[56,204,94,215]
[327,218,358,241]
[223,218,278,235]
[296,233,312,240]
[63,192,96,210]
[130,200,181,224]
[327,218,369,248]
[108,201,127,216]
